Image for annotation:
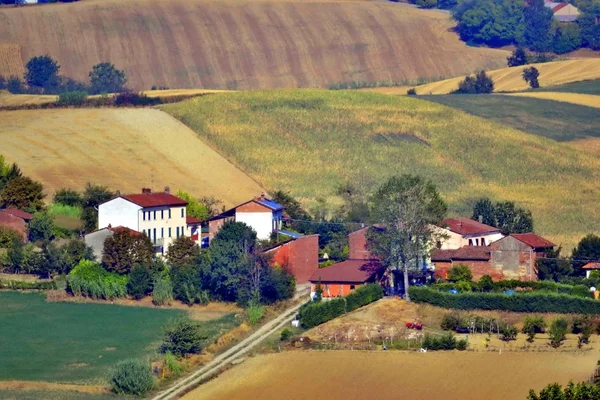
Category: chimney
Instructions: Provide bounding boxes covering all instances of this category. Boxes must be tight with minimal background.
[260,192,266,200]
[164,186,170,194]
[115,190,121,196]
[478,215,483,224]
[142,188,151,194]
[108,223,112,229]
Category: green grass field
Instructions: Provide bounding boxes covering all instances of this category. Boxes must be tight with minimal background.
[0,390,121,400]
[0,292,183,384]
[421,94,600,142]
[162,89,600,249]
[538,79,600,95]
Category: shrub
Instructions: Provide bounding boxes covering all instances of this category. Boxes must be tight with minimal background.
[164,351,182,376]
[422,332,459,350]
[456,338,468,350]
[522,67,540,89]
[572,315,594,344]
[161,318,207,357]
[48,203,82,219]
[440,312,462,331]
[152,274,174,306]
[115,90,161,107]
[110,359,154,396]
[127,265,153,300]
[499,323,518,341]
[407,88,417,95]
[57,91,87,106]
[522,315,546,342]
[477,275,494,292]
[453,71,494,94]
[247,302,265,326]
[280,328,293,341]
[345,284,384,312]
[0,227,22,248]
[549,317,569,348]
[67,259,127,300]
[447,264,473,283]
[52,188,83,207]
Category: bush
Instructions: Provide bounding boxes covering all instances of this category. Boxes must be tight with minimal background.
[161,318,207,357]
[477,275,494,292]
[345,284,384,312]
[57,91,87,106]
[409,286,600,314]
[164,351,182,376]
[280,328,293,341]
[407,88,417,95]
[171,264,208,306]
[152,274,174,306]
[0,227,22,248]
[247,303,265,326]
[522,67,540,89]
[67,259,127,300]
[453,71,494,94]
[549,317,569,348]
[127,265,153,300]
[522,315,546,342]
[499,323,518,341]
[440,312,462,331]
[110,359,154,396]
[53,188,82,207]
[114,90,161,107]
[422,332,460,350]
[447,264,473,283]
[456,338,468,350]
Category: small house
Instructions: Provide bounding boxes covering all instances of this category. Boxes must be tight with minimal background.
[308,259,384,299]
[0,208,32,242]
[490,233,555,281]
[438,217,504,249]
[545,1,580,22]
[582,263,600,279]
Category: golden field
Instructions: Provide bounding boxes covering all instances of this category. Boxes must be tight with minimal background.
[0,108,263,206]
[506,91,600,109]
[163,89,600,250]
[182,351,599,400]
[0,44,24,77]
[368,59,600,95]
[0,0,507,89]
[0,91,55,107]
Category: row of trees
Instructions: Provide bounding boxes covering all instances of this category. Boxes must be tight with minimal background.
[0,55,126,95]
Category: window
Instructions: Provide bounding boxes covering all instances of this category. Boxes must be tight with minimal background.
[169,227,171,238]
[468,239,473,246]
[143,211,146,221]
[350,285,356,290]
[168,209,171,219]
[153,228,156,244]
[161,228,164,238]
[481,238,486,246]
[176,227,179,238]
[181,208,184,218]
[153,211,156,220]
[161,210,164,219]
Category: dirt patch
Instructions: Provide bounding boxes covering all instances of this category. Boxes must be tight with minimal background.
[66,363,89,368]
[0,381,108,394]
[103,347,116,351]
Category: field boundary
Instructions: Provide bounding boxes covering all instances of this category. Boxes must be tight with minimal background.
[0,381,108,394]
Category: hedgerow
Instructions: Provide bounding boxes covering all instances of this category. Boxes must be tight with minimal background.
[67,259,127,300]
[430,280,590,298]
[409,286,600,314]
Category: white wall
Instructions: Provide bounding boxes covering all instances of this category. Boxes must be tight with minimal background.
[98,198,140,231]
[438,228,504,249]
[235,211,273,240]
[139,205,186,250]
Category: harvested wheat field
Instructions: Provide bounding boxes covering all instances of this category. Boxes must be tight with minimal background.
[506,91,600,109]
[369,59,600,95]
[0,108,263,205]
[0,0,507,89]
[0,92,56,107]
[183,351,599,400]
[0,44,24,77]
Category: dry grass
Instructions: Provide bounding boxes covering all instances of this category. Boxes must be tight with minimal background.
[371,59,600,95]
[0,92,56,107]
[0,108,264,206]
[182,351,599,400]
[0,0,507,89]
[506,91,600,109]
[569,137,600,156]
[0,382,107,395]
[0,44,25,77]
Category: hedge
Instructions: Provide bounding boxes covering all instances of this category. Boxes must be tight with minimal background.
[430,280,590,298]
[67,260,127,300]
[409,287,600,314]
[0,279,57,290]
[300,284,383,329]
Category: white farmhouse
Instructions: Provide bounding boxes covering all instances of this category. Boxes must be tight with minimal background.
[438,217,504,250]
[98,188,194,255]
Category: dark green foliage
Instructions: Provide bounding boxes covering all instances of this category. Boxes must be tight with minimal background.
[110,359,154,396]
[161,318,207,357]
[153,273,174,306]
[53,188,83,207]
[409,286,600,314]
[453,71,494,94]
[528,381,600,400]
[507,47,528,67]
[478,275,494,292]
[89,62,127,94]
[102,229,154,274]
[280,328,293,341]
[494,201,533,234]
[81,183,114,232]
[67,259,127,300]
[499,323,518,341]
[522,315,546,343]
[24,55,60,90]
[548,317,568,348]
[57,91,87,106]
[28,211,55,242]
[115,91,160,107]
[572,315,594,339]
[6,76,24,94]
[127,265,153,300]
[170,263,207,306]
[407,88,417,95]
[0,227,22,248]
[440,312,463,331]
[0,75,5,90]
[272,190,312,222]
[522,0,553,52]
[552,23,582,54]
[422,332,462,350]
[261,266,295,304]
[572,234,600,276]
[415,0,437,8]
[471,198,496,226]
[0,176,45,211]
[447,264,473,283]
[536,247,572,282]
[166,236,199,268]
[579,3,600,50]
[523,66,540,89]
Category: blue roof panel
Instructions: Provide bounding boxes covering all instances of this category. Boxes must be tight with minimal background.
[278,230,303,239]
[256,198,284,211]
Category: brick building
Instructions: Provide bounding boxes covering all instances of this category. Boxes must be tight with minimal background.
[490,233,555,281]
[431,246,501,281]
[309,259,384,298]
[264,234,319,284]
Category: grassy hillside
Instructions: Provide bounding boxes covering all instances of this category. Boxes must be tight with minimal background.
[367,59,600,95]
[0,0,507,90]
[506,92,600,109]
[538,79,600,94]
[0,108,264,206]
[162,90,600,249]
[422,94,600,142]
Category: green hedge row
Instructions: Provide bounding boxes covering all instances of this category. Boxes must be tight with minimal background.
[0,279,57,290]
[300,284,383,329]
[409,287,600,314]
[431,280,590,298]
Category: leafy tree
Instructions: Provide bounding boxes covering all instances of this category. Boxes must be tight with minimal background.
[127,265,153,299]
[24,55,60,90]
[522,0,554,52]
[166,236,199,268]
[175,190,211,221]
[102,229,154,274]
[335,182,371,223]
[522,315,546,342]
[171,262,205,305]
[536,247,572,281]
[447,264,473,283]
[454,0,524,47]
[110,359,154,396]
[0,157,22,191]
[28,211,55,242]
[494,201,533,234]
[6,76,24,94]
[89,62,127,94]
[572,234,600,276]
[53,188,82,207]
[522,66,540,89]
[42,238,93,276]
[272,190,311,222]
[0,176,45,211]
[477,275,494,292]
[0,75,5,90]
[454,71,494,94]
[552,23,582,54]
[579,2,600,50]
[415,0,437,8]
[367,175,447,301]
[438,0,457,9]
[0,227,22,248]
[81,183,114,232]
[161,318,207,357]
[507,47,528,67]
[528,381,600,400]
[548,317,568,348]
[260,265,295,304]
[471,198,496,226]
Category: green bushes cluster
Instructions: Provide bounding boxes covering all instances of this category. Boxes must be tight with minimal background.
[67,259,127,300]
[57,91,88,106]
[152,274,174,306]
[110,359,154,396]
[300,284,383,328]
[522,315,546,342]
[430,279,591,298]
[549,317,569,348]
[115,91,161,107]
[409,287,600,314]
[0,279,57,290]
[247,303,265,326]
[161,318,207,357]
[422,332,467,351]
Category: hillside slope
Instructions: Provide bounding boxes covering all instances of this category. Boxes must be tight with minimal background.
[0,0,507,89]
[368,59,600,95]
[506,92,600,109]
[162,90,600,249]
[0,108,263,206]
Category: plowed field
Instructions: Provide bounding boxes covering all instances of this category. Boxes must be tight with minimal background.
[0,0,507,89]
[0,44,24,77]
[0,108,263,205]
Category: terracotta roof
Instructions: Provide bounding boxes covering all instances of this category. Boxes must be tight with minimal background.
[186,216,203,225]
[582,262,600,270]
[432,246,491,261]
[1,208,33,221]
[122,192,188,208]
[441,218,500,236]
[309,259,383,283]
[510,233,555,249]
[552,2,569,12]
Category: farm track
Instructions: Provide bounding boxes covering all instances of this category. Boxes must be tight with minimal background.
[0,0,507,89]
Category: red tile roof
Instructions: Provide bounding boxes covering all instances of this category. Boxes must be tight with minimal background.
[511,233,555,249]
[186,216,203,225]
[1,208,33,221]
[441,218,500,236]
[309,259,383,283]
[582,262,600,270]
[122,193,188,208]
[432,246,491,261]
[552,2,569,12]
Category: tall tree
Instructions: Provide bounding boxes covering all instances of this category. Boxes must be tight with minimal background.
[507,47,528,67]
[89,63,127,94]
[522,0,554,52]
[28,211,55,242]
[175,190,211,221]
[522,66,540,89]
[166,236,200,268]
[81,183,114,232]
[24,55,60,90]
[494,201,534,234]
[0,176,45,211]
[536,247,572,281]
[572,234,600,276]
[471,198,496,226]
[102,229,154,274]
[367,175,447,301]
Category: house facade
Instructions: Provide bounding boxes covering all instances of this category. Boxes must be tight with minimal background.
[309,259,384,299]
[438,217,504,249]
[98,188,193,255]
[264,234,319,284]
[431,246,502,281]
[545,1,580,22]
[490,233,555,281]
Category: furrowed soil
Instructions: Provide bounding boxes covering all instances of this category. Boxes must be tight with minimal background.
[0,44,24,77]
[182,351,599,400]
[0,0,507,89]
[0,108,263,206]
